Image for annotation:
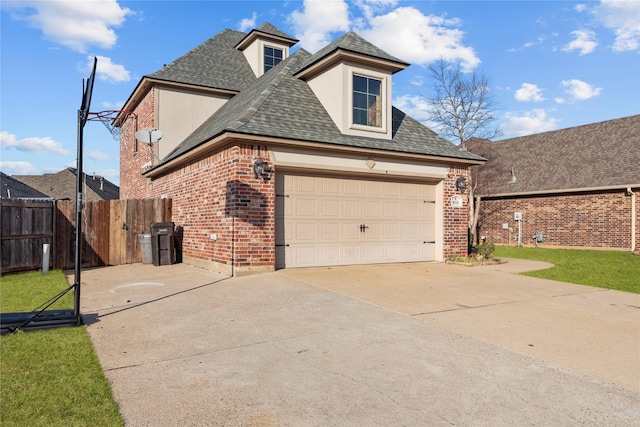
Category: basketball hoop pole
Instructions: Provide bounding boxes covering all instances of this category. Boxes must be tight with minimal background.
[72,57,96,326]
[74,108,84,324]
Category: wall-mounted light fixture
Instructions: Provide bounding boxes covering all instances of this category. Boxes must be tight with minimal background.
[253,158,273,181]
[509,166,517,184]
[455,175,467,193]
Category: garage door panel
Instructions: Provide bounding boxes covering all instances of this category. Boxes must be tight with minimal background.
[296,176,318,193]
[322,199,340,216]
[343,200,360,217]
[342,245,362,263]
[364,200,382,217]
[293,223,317,240]
[322,223,340,240]
[342,223,361,240]
[364,181,383,196]
[278,175,437,268]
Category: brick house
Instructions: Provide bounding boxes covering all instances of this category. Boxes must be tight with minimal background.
[464,115,639,251]
[118,23,485,275]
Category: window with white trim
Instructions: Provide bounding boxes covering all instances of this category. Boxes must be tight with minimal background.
[353,74,382,128]
[264,46,283,72]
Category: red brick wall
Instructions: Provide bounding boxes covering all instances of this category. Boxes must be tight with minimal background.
[443,165,471,258]
[129,143,275,272]
[120,88,155,199]
[478,189,638,249]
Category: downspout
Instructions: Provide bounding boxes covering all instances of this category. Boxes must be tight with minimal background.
[628,187,636,252]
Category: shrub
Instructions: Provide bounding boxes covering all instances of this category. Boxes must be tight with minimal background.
[478,242,495,259]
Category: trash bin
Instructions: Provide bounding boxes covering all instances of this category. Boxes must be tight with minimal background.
[138,234,152,264]
[150,222,175,266]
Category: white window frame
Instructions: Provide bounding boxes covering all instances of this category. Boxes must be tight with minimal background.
[348,68,389,136]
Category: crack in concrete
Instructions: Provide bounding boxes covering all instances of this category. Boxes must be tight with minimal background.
[411,289,607,317]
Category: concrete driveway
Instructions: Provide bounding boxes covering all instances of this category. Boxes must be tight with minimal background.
[78,260,640,426]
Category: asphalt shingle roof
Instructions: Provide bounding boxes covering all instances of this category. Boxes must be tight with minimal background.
[162,48,484,165]
[148,29,256,92]
[1,172,50,199]
[249,22,298,43]
[297,31,409,73]
[464,115,640,195]
[12,168,119,202]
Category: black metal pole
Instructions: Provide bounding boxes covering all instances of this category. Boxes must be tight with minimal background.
[74,108,83,324]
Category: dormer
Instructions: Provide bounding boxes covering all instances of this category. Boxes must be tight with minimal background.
[235,23,298,78]
[295,32,409,140]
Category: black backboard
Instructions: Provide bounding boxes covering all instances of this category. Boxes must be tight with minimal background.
[80,57,97,128]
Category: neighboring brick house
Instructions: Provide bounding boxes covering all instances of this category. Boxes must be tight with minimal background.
[118,23,485,275]
[12,168,119,202]
[464,115,639,252]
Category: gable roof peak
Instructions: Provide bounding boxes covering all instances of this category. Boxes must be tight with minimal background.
[235,22,298,50]
[295,30,409,79]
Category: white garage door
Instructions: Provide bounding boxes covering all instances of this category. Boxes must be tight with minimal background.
[276,174,436,268]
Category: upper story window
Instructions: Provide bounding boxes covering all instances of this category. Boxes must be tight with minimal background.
[264,46,283,72]
[353,74,382,128]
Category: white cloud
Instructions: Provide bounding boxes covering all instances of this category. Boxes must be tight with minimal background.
[4,0,132,52]
[87,150,111,161]
[360,7,480,72]
[287,2,479,71]
[575,4,587,13]
[514,83,545,102]
[101,100,125,109]
[523,36,546,48]
[1,131,70,156]
[0,161,38,175]
[561,79,603,100]
[393,94,431,122]
[393,94,445,132]
[594,0,640,51]
[288,0,350,53]
[239,12,257,32]
[501,109,559,137]
[409,75,424,86]
[79,55,130,84]
[562,29,598,55]
[354,0,398,20]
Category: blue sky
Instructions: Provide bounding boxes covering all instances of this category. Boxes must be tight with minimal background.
[1,0,639,185]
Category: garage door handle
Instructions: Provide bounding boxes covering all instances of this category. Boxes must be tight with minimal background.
[423,241,435,244]
[276,244,290,247]
[360,224,369,232]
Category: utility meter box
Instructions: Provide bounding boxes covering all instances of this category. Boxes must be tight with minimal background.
[514,212,522,221]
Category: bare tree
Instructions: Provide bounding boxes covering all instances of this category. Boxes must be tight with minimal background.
[426,59,501,249]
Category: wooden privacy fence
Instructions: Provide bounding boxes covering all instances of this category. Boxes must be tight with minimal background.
[0,200,53,274]
[1,198,171,274]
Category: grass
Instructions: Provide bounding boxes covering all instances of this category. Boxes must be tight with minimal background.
[0,270,74,312]
[494,246,640,294]
[1,270,123,427]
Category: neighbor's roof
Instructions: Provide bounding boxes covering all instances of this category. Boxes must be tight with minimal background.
[12,168,119,202]
[464,115,640,196]
[0,172,50,199]
[161,48,484,165]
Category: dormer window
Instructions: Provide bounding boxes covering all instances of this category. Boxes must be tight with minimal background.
[264,46,283,72]
[353,74,382,127]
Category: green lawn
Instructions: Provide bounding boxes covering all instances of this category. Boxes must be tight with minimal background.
[1,271,123,427]
[494,246,640,294]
